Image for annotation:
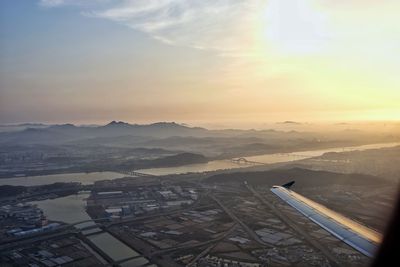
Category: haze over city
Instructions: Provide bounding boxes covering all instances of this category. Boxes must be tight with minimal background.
[1,0,399,126]
[1,1,399,267]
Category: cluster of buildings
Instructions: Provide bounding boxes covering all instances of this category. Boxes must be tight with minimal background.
[197,255,261,267]
[0,203,63,238]
[0,203,46,225]
[109,198,240,266]
[22,249,73,267]
[1,236,105,267]
[87,185,198,219]
[7,222,61,237]
[0,149,73,176]
[0,203,57,238]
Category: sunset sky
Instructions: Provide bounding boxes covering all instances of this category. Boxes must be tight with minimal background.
[0,0,399,126]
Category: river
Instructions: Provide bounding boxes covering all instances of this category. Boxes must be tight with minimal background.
[244,142,400,164]
[137,142,400,176]
[1,142,399,186]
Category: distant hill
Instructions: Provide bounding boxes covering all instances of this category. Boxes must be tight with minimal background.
[1,121,397,160]
[0,120,316,146]
[0,123,48,127]
[0,121,209,145]
[277,121,302,125]
[96,121,209,138]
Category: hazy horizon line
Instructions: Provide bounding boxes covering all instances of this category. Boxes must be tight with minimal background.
[1,119,399,129]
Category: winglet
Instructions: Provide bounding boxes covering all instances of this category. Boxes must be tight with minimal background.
[282,181,295,189]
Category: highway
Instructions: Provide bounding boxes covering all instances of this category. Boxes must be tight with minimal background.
[210,194,273,248]
[150,223,238,257]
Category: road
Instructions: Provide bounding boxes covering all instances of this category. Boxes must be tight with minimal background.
[150,223,238,257]
[210,194,273,248]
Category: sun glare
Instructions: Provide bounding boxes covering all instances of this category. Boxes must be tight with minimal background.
[262,0,331,55]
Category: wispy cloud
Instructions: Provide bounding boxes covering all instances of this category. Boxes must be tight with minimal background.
[39,0,113,8]
[40,0,265,52]
[37,0,339,57]
[39,0,65,7]
[88,0,265,52]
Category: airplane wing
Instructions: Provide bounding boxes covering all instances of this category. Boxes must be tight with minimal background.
[270,182,382,257]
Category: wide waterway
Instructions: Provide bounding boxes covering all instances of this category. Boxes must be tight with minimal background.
[1,142,399,186]
[137,142,400,176]
[244,142,400,164]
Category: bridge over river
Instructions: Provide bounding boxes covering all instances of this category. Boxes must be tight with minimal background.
[230,157,265,165]
[116,170,158,177]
